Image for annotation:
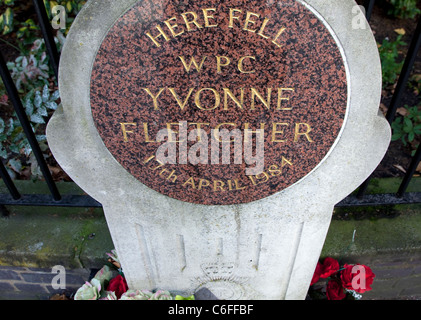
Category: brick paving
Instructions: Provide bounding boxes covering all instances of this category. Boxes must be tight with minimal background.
[1,253,421,300]
[0,266,90,300]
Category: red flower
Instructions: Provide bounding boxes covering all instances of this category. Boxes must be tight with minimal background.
[106,275,128,298]
[311,262,323,285]
[326,280,346,300]
[340,264,375,293]
[319,257,340,278]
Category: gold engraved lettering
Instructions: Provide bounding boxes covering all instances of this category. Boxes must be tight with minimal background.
[282,156,293,167]
[195,88,221,110]
[243,11,260,32]
[213,180,225,192]
[271,123,289,143]
[142,88,164,110]
[183,177,196,189]
[216,56,231,73]
[151,160,165,171]
[228,8,242,28]
[227,179,246,190]
[244,123,265,143]
[166,170,178,183]
[238,56,255,74]
[268,164,282,176]
[251,88,272,110]
[178,56,207,73]
[120,122,136,142]
[145,25,170,47]
[198,178,211,190]
[164,16,184,37]
[143,155,155,164]
[294,123,313,142]
[181,11,203,31]
[272,27,286,48]
[223,88,244,110]
[168,88,194,111]
[202,8,218,28]
[257,18,271,39]
[277,88,295,110]
[143,122,156,143]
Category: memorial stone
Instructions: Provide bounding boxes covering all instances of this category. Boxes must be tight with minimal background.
[47,0,391,299]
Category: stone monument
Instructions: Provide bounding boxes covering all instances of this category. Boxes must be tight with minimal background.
[47,0,390,299]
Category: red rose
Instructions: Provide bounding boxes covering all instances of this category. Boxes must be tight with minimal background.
[326,280,346,300]
[106,275,128,298]
[340,264,375,293]
[319,257,340,278]
[311,262,323,285]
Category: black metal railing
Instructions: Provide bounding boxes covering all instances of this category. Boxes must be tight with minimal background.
[0,0,420,209]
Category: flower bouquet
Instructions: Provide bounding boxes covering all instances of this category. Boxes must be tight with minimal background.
[74,249,194,300]
[307,256,375,300]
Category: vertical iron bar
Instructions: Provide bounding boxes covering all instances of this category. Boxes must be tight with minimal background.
[357,16,421,199]
[397,144,421,197]
[0,53,61,201]
[386,17,421,123]
[364,0,376,22]
[33,0,60,80]
[0,160,21,200]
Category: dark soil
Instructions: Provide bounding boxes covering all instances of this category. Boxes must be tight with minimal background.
[0,1,420,181]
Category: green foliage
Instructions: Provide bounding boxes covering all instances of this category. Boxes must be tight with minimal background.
[387,0,421,19]
[16,19,40,48]
[0,6,14,35]
[391,104,421,147]
[378,35,407,88]
[0,84,58,179]
[0,0,70,179]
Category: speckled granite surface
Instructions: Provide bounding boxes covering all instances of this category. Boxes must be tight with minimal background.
[90,0,348,205]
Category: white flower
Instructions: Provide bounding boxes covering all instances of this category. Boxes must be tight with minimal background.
[120,289,154,300]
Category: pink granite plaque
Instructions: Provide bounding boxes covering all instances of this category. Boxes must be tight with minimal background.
[90,0,348,205]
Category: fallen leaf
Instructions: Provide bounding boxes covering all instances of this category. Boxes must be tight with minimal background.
[50,293,69,300]
[393,164,407,173]
[397,107,408,117]
[379,103,388,115]
[394,28,406,35]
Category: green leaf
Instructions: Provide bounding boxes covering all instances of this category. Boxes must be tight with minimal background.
[0,118,5,134]
[45,101,58,110]
[24,97,34,116]
[403,117,413,132]
[408,131,415,142]
[34,91,42,108]
[30,114,45,124]
[51,89,60,100]
[42,84,50,102]
[8,158,22,173]
[175,294,195,300]
[2,7,14,35]
[37,106,48,117]
[36,134,47,142]
[391,133,403,141]
[414,124,421,135]
[0,147,8,159]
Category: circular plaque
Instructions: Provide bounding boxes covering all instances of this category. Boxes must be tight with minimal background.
[90,0,348,205]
